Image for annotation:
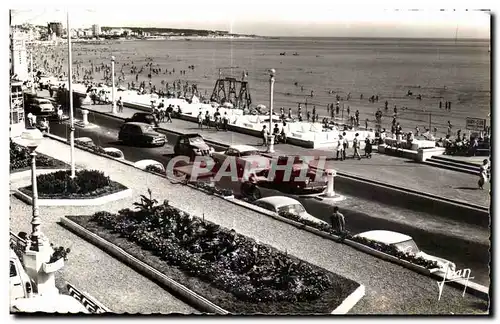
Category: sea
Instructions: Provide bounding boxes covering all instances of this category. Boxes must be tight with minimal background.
[35,37,491,136]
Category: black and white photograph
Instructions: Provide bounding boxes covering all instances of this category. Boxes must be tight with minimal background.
[6,1,493,316]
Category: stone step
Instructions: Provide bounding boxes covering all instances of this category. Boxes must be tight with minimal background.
[423,159,479,176]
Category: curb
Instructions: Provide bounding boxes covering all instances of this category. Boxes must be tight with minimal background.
[331,285,366,315]
[14,188,132,206]
[59,216,228,315]
[42,133,490,301]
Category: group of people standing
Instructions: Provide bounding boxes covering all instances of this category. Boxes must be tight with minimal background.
[336,132,373,161]
[198,108,229,131]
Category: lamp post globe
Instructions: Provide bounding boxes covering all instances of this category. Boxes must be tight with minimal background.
[21,128,44,151]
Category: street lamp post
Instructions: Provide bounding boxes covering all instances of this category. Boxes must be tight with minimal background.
[111,56,117,114]
[67,12,76,178]
[20,128,58,295]
[267,69,276,153]
[21,128,44,251]
[30,50,34,93]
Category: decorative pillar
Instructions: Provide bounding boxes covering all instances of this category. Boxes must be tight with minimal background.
[81,109,89,125]
[323,169,337,197]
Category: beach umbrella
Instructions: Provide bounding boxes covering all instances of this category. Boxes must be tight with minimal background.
[210,102,219,108]
[222,102,233,108]
[256,104,266,110]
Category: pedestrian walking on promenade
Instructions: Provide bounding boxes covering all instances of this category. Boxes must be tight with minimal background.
[353,133,361,160]
[342,132,348,160]
[330,206,346,237]
[57,106,63,124]
[214,108,221,131]
[222,112,228,131]
[336,135,345,161]
[166,105,173,123]
[365,118,369,130]
[197,111,203,129]
[478,159,489,190]
[288,108,292,120]
[117,97,124,113]
[364,135,373,158]
[261,125,269,146]
[204,111,211,129]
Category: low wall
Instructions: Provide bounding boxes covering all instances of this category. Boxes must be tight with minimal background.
[333,173,489,228]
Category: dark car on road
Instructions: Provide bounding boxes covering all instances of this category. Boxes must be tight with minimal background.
[118,122,166,147]
[173,134,214,160]
[125,112,158,127]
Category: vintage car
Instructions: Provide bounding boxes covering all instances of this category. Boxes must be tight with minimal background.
[27,98,55,115]
[124,112,159,127]
[354,230,456,271]
[254,196,328,225]
[173,134,215,160]
[10,249,34,301]
[254,155,328,194]
[118,122,166,147]
[212,145,270,179]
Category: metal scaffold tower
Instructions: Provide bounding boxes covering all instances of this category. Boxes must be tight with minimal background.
[210,68,252,109]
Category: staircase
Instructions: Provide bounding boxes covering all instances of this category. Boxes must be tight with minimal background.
[424,155,481,175]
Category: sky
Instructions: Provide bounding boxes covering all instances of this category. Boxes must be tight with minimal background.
[8,1,492,38]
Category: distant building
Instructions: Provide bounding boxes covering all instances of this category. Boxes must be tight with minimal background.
[47,22,63,37]
[10,30,29,81]
[92,24,101,36]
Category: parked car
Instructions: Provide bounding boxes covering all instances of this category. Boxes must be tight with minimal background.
[212,145,269,178]
[118,122,166,147]
[173,134,214,160]
[11,294,90,313]
[125,112,158,127]
[10,249,34,301]
[353,230,456,271]
[255,155,328,194]
[254,196,328,225]
[27,98,55,115]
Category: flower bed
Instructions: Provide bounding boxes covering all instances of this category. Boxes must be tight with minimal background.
[19,169,127,199]
[191,181,233,197]
[278,212,438,270]
[10,140,68,172]
[68,190,360,314]
[75,140,123,158]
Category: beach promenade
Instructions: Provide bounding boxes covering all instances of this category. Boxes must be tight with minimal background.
[67,100,490,208]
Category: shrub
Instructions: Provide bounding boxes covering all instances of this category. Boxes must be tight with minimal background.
[35,169,111,195]
[145,165,165,174]
[49,244,71,263]
[192,181,233,197]
[10,140,58,171]
[90,189,333,303]
[75,140,122,158]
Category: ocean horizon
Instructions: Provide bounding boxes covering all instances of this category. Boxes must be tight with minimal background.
[36,36,491,136]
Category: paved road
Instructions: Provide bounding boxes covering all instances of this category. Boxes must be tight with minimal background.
[37,88,490,208]
[48,115,490,286]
